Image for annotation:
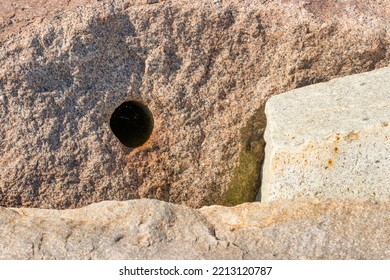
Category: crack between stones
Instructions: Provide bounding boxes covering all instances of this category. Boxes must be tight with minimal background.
[207,223,245,259]
[64,226,75,257]
[31,242,35,259]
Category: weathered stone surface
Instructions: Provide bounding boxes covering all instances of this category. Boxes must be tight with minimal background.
[259,67,390,202]
[1,0,389,209]
[1,199,390,259]
[0,199,239,259]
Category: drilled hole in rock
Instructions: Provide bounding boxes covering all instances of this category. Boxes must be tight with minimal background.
[110,101,154,148]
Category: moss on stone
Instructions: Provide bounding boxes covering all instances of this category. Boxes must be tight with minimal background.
[220,104,267,206]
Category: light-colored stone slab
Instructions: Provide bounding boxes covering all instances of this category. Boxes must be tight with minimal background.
[259,67,390,202]
[1,199,390,259]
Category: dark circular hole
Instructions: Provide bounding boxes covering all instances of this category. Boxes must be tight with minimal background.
[110,101,154,148]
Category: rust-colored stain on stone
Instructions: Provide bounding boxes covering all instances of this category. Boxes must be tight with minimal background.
[344,131,361,142]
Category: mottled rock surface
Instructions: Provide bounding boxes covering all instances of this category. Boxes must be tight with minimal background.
[1,199,390,259]
[259,67,390,202]
[1,0,389,209]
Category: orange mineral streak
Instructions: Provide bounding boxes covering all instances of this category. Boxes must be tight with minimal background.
[344,131,360,142]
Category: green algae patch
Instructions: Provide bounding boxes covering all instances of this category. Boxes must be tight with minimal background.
[220,104,267,206]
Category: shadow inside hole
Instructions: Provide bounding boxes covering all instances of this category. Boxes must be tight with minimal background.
[110,101,154,148]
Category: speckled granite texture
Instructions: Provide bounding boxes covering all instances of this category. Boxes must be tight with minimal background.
[1,0,389,209]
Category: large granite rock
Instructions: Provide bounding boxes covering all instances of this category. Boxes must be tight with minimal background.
[259,67,390,202]
[1,0,389,209]
[1,199,390,259]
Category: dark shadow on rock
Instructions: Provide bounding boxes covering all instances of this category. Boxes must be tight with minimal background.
[25,12,144,93]
[15,12,146,206]
[27,36,74,93]
[69,13,144,92]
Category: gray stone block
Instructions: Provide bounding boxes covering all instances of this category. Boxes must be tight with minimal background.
[259,67,390,202]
